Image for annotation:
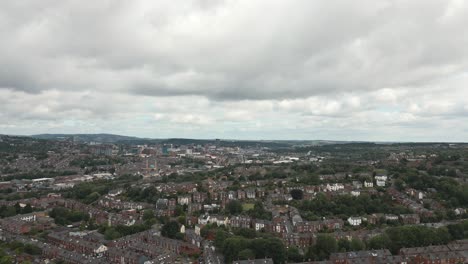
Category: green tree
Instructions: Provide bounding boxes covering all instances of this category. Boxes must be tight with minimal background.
[307,234,337,261]
[233,228,256,239]
[287,246,303,262]
[447,223,465,240]
[238,249,256,260]
[290,189,304,200]
[264,238,286,264]
[214,229,229,249]
[223,237,246,263]
[394,179,405,191]
[367,234,391,250]
[142,210,155,221]
[350,238,365,251]
[227,200,243,215]
[338,238,351,252]
[22,204,33,214]
[14,203,21,214]
[104,228,121,240]
[161,221,180,239]
[0,254,13,264]
[1,206,16,217]
[24,244,41,255]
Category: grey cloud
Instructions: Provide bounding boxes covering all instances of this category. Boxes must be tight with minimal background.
[1,0,468,141]
[1,0,467,100]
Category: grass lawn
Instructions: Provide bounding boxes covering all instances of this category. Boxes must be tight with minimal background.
[242,203,254,211]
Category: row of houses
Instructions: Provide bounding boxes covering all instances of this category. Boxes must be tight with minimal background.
[97,196,152,211]
[1,196,147,228]
[110,230,200,257]
[43,229,195,264]
[387,188,434,217]
[0,212,54,234]
[347,214,420,226]
[303,240,468,264]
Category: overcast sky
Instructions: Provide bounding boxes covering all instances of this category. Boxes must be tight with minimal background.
[1,0,468,141]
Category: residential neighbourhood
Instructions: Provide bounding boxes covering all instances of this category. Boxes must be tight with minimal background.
[0,135,467,263]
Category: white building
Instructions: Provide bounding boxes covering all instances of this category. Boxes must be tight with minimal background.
[194,225,201,235]
[326,183,344,192]
[20,214,37,222]
[364,181,374,188]
[385,214,399,221]
[347,217,362,226]
[418,192,424,200]
[52,183,75,190]
[94,245,108,254]
[376,179,386,187]
[178,195,191,205]
[454,208,466,215]
[375,175,388,181]
[198,214,210,225]
[246,189,256,199]
[209,215,228,226]
[31,178,54,187]
[93,173,114,180]
[375,175,388,187]
[254,221,266,231]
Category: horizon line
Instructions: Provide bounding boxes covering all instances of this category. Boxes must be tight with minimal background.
[1,133,467,144]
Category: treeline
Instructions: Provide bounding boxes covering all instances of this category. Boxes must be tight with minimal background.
[63,181,111,204]
[69,156,125,168]
[216,233,286,264]
[0,166,20,174]
[246,202,272,220]
[224,200,272,220]
[298,193,411,220]
[367,224,462,254]
[195,224,294,264]
[161,221,184,240]
[427,166,458,177]
[63,174,141,204]
[49,207,89,226]
[398,171,468,207]
[0,136,56,154]
[125,186,160,203]
[0,203,33,218]
[99,224,150,240]
[306,221,468,261]
[0,241,41,258]
[99,209,157,240]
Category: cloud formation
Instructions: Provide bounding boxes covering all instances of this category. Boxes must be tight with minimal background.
[1,0,468,141]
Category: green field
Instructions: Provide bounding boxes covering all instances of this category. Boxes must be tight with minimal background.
[242,203,254,211]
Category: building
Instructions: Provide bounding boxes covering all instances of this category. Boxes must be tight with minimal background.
[326,183,345,192]
[233,258,274,264]
[230,216,252,229]
[400,214,420,225]
[347,217,362,226]
[375,175,387,187]
[177,195,191,205]
[376,180,385,187]
[330,249,392,263]
[0,212,53,234]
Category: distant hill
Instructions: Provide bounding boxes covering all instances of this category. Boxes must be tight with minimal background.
[31,133,145,143]
[29,134,301,147]
[29,133,366,147]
